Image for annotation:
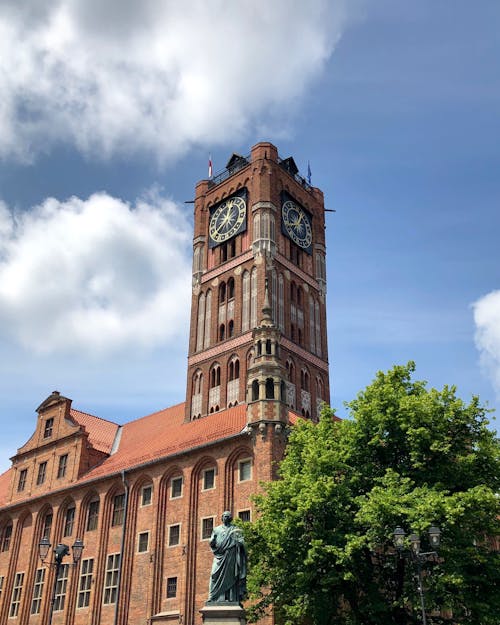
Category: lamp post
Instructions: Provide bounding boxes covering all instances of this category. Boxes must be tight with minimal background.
[39,537,84,625]
[393,526,441,625]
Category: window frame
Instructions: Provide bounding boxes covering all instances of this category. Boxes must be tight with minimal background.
[166,576,178,599]
[31,567,45,614]
[63,506,75,537]
[168,524,181,547]
[17,468,28,492]
[202,467,216,491]
[170,476,183,499]
[141,485,153,507]
[137,531,150,553]
[9,572,24,618]
[53,563,69,612]
[43,417,54,439]
[36,461,47,486]
[57,454,68,479]
[111,493,125,527]
[86,499,100,531]
[201,516,215,541]
[103,553,120,605]
[77,558,94,609]
[238,458,252,483]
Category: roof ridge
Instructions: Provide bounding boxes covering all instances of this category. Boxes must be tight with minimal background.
[70,408,119,427]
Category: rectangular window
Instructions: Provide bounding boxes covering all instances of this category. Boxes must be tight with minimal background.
[53,563,69,612]
[87,500,100,531]
[201,517,214,540]
[37,461,47,485]
[64,507,75,537]
[1,524,12,552]
[138,532,149,553]
[141,485,152,506]
[42,513,53,540]
[111,494,125,526]
[17,469,28,492]
[238,510,251,522]
[9,572,24,618]
[103,554,120,605]
[238,459,252,482]
[166,576,177,599]
[43,417,54,438]
[203,468,215,490]
[77,558,94,608]
[57,454,68,479]
[170,476,183,499]
[168,524,180,547]
[31,568,45,615]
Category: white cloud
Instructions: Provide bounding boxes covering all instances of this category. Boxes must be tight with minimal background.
[0,191,192,355]
[473,290,500,396]
[0,0,349,162]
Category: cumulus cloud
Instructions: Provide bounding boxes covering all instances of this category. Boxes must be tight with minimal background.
[0,0,348,162]
[473,290,500,396]
[0,191,192,355]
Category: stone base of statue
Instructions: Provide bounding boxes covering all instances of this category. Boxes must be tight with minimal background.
[200,602,246,625]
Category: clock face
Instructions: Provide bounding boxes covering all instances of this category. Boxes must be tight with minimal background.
[281,199,312,251]
[209,195,247,246]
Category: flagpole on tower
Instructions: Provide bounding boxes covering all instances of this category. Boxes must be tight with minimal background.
[208,153,213,179]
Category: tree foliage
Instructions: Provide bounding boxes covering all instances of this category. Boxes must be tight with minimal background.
[245,363,500,625]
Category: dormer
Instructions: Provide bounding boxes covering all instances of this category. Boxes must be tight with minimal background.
[226,153,249,175]
[6,392,118,504]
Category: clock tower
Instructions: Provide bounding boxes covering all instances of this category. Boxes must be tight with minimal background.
[185,142,329,424]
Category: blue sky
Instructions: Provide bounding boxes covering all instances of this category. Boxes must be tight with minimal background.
[0,1,499,473]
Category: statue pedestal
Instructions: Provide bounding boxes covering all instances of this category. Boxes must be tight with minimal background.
[200,602,246,625]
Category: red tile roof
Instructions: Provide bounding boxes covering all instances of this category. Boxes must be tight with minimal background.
[70,409,119,454]
[78,402,248,482]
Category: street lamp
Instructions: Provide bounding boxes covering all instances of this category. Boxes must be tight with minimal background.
[393,526,441,625]
[39,537,84,625]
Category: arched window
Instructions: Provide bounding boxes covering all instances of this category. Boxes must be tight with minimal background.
[227,357,240,406]
[309,295,315,354]
[204,290,212,349]
[301,369,310,392]
[278,274,285,331]
[196,292,205,351]
[193,370,203,395]
[271,269,277,325]
[228,277,235,300]
[242,271,250,331]
[210,365,221,388]
[286,360,295,383]
[219,324,225,342]
[250,267,258,328]
[266,339,272,354]
[265,378,274,399]
[219,282,226,304]
[251,380,259,401]
[315,300,321,358]
[228,320,234,338]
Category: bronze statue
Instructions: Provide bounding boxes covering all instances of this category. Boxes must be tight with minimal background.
[208,511,247,603]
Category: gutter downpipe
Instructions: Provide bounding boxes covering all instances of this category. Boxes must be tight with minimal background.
[113,469,130,625]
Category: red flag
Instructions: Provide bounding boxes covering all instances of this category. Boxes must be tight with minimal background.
[208,154,213,178]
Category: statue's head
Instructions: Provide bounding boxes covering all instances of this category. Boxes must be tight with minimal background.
[221,511,232,525]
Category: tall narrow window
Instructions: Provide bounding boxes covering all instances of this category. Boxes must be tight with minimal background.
[204,290,212,349]
[77,558,94,608]
[17,468,27,492]
[271,270,277,324]
[315,300,321,358]
[103,554,120,604]
[309,295,316,354]
[196,292,206,351]
[1,524,12,552]
[31,568,45,615]
[53,564,69,612]
[201,517,214,540]
[37,461,47,485]
[64,506,75,537]
[241,271,250,331]
[278,274,285,331]
[168,524,180,546]
[57,454,68,479]
[9,572,24,618]
[43,418,54,438]
[111,494,125,526]
[141,485,153,507]
[171,477,183,499]
[86,500,99,531]
[166,577,178,599]
[250,267,258,328]
[42,513,53,540]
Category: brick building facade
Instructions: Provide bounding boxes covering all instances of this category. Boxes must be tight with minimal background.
[0,142,330,625]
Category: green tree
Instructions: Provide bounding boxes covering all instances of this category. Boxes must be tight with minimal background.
[245,363,500,625]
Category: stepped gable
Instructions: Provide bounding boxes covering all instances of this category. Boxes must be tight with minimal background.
[70,408,119,454]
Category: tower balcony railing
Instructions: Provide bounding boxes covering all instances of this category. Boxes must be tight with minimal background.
[208,152,314,193]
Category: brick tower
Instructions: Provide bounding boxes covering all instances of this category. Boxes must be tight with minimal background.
[185,141,329,424]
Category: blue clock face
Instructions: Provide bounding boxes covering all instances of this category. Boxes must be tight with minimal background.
[282,200,312,250]
[209,196,247,245]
